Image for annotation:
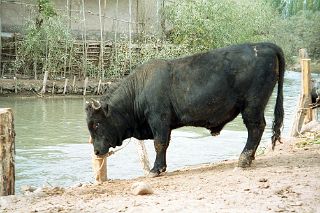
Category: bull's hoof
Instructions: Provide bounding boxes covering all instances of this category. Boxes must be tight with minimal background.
[211,132,220,136]
[148,166,166,178]
[148,171,160,178]
[238,153,254,168]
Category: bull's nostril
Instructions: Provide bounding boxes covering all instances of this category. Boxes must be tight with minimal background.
[94,150,100,155]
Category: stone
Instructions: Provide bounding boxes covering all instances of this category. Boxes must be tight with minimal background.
[131,182,154,196]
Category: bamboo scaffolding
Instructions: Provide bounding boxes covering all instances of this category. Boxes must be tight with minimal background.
[0,1,2,77]
[114,0,119,62]
[81,0,88,77]
[128,0,132,71]
[98,0,104,79]
[102,0,107,79]
[67,0,71,30]
[1,0,157,79]
[63,78,68,95]
[2,1,140,24]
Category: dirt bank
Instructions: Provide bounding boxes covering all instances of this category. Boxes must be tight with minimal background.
[0,138,319,213]
[0,78,118,97]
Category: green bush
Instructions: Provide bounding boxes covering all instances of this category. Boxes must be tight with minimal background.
[163,0,279,52]
[15,0,74,78]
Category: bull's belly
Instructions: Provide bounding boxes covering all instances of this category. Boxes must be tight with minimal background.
[176,104,240,130]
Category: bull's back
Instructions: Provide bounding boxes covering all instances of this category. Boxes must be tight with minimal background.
[169,43,280,126]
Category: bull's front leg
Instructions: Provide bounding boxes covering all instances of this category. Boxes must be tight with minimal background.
[149,139,169,177]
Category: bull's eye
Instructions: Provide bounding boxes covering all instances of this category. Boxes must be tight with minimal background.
[93,123,100,130]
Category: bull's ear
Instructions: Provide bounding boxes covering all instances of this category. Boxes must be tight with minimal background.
[85,100,92,112]
[101,103,109,117]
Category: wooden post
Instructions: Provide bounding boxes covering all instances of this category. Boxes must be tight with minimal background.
[0,9,2,77]
[13,77,17,94]
[89,136,107,182]
[68,43,73,77]
[290,49,312,137]
[41,71,49,94]
[81,0,88,77]
[83,77,89,96]
[98,0,104,79]
[63,78,68,95]
[128,0,132,72]
[72,75,76,93]
[97,78,102,95]
[0,108,15,196]
[135,139,150,176]
[33,61,37,80]
[302,58,312,123]
[52,82,55,95]
[92,154,107,183]
[114,0,119,62]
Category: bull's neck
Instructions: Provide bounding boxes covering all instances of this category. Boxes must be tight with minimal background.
[109,76,138,133]
[109,74,148,140]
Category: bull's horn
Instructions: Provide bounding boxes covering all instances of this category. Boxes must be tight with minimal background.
[91,99,101,110]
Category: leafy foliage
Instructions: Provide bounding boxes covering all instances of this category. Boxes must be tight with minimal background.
[15,0,74,78]
[270,10,320,63]
[267,0,320,17]
[8,0,320,79]
[163,0,278,52]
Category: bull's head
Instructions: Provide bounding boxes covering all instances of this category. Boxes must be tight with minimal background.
[85,99,126,156]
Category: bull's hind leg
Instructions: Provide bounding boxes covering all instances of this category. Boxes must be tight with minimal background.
[239,110,266,168]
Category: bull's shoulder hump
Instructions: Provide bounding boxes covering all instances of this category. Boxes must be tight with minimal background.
[135,59,169,71]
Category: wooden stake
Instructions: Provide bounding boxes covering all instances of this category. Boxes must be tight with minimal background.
[67,0,71,30]
[98,0,104,79]
[72,75,76,93]
[68,42,73,77]
[83,77,89,96]
[52,82,55,95]
[41,71,49,94]
[302,58,312,123]
[92,154,107,183]
[81,0,88,77]
[0,108,15,196]
[89,136,107,182]
[97,78,102,95]
[114,0,119,62]
[290,50,312,137]
[14,77,17,94]
[33,61,37,80]
[135,139,150,176]
[0,12,2,77]
[128,0,132,72]
[63,78,69,95]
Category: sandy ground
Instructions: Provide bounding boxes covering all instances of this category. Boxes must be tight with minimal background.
[1,138,320,213]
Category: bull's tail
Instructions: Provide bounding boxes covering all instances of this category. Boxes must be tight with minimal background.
[271,44,285,150]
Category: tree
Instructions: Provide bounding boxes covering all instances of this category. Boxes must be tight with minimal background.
[267,0,320,17]
[164,0,279,52]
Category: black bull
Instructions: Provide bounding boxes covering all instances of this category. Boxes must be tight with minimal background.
[86,42,285,177]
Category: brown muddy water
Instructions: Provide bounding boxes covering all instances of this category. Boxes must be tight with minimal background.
[0,71,309,193]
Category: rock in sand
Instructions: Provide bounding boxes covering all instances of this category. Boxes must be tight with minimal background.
[131,182,154,195]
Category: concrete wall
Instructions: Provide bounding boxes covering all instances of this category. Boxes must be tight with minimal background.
[1,0,161,39]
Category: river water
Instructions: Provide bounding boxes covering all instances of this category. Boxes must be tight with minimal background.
[0,71,308,192]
